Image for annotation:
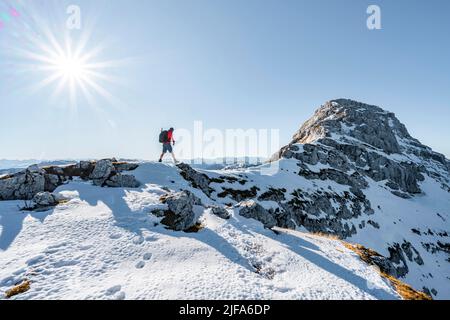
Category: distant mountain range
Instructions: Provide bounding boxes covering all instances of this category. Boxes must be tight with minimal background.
[0,157,265,175]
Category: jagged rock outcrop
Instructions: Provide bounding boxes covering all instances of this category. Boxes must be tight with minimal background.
[88,159,140,188]
[156,190,202,231]
[177,163,212,195]
[0,166,47,200]
[273,99,448,196]
[0,160,141,201]
[90,159,114,186]
[238,200,277,229]
[258,187,286,202]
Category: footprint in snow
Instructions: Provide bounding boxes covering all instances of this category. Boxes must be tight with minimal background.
[145,235,158,242]
[132,236,145,245]
[106,285,126,300]
[26,255,46,266]
[79,244,94,251]
[114,291,126,300]
[109,233,122,240]
[135,261,145,269]
[143,253,152,261]
[106,285,122,295]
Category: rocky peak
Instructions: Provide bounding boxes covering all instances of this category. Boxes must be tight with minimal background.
[292,99,417,155]
[272,99,450,197]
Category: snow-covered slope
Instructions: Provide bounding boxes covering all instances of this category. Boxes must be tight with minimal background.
[1,163,401,300]
[1,99,448,300]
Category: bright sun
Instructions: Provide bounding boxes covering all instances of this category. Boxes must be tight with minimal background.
[9,20,124,109]
[55,55,86,79]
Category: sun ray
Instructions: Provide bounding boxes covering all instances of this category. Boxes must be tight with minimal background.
[83,57,138,69]
[81,74,116,103]
[83,69,124,86]
[77,76,97,107]
[49,75,68,104]
[27,72,63,94]
[11,47,58,65]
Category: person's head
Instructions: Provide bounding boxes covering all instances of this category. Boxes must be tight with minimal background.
[169,127,174,132]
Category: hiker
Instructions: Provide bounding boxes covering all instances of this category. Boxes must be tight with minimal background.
[159,127,178,163]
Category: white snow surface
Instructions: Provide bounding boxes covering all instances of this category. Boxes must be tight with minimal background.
[0,162,402,300]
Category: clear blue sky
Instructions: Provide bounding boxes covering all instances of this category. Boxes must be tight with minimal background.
[0,0,449,160]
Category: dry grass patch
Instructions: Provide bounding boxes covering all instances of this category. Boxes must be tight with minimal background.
[342,242,382,264]
[380,272,432,300]
[342,242,432,300]
[184,222,205,233]
[310,232,341,241]
[5,280,31,299]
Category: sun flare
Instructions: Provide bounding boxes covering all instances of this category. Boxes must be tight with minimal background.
[4,13,127,110]
[54,55,86,80]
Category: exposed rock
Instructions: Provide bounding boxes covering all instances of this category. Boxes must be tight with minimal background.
[401,240,424,266]
[90,159,114,186]
[209,205,231,219]
[258,187,286,202]
[273,99,445,196]
[105,173,141,188]
[272,208,297,229]
[113,162,139,172]
[44,174,65,192]
[212,176,247,185]
[157,190,201,231]
[43,162,91,180]
[176,163,212,195]
[369,255,399,277]
[217,186,259,202]
[387,243,410,278]
[367,220,380,229]
[32,192,57,207]
[0,160,141,201]
[0,166,47,200]
[278,188,371,238]
[292,99,405,154]
[238,200,277,228]
[78,161,95,179]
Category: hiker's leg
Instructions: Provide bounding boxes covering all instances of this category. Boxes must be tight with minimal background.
[171,152,178,163]
[160,143,170,162]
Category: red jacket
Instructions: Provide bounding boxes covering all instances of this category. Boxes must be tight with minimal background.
[167,130,175,143]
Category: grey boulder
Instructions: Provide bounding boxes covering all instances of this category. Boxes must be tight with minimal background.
[32,192,57,207]
[238,200,277,229]
[90,159,114,186]
[105,173,141,188]
[210,205,231,219]
[158,190,202,231]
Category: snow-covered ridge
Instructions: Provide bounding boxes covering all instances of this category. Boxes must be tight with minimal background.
[1,99,449,299]
[0,162,421,300]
